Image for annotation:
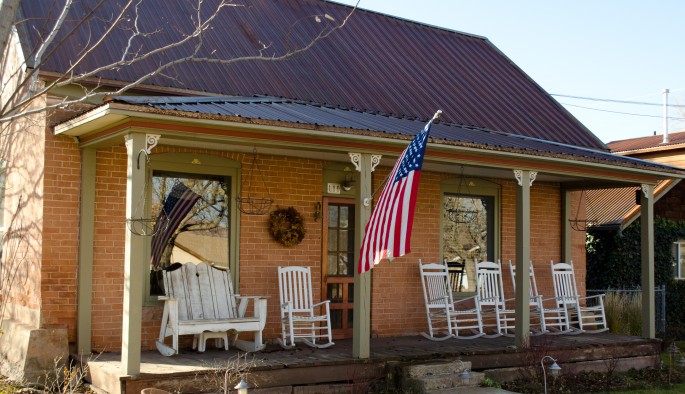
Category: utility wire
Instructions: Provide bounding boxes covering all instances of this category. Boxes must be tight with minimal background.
[560,102,685,120]
[552,93,685,108]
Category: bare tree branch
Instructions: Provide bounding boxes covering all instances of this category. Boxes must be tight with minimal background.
[1,0,358,124]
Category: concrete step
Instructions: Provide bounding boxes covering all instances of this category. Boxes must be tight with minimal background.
[403,360,485,392]
[419,370,485,390]
[405,360,472,378]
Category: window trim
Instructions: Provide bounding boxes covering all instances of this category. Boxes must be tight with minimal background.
[674,240,685,280]
[143,153,240,304]
[440,177,501,296]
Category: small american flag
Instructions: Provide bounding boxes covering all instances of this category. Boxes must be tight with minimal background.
[150,182,201,269]
[358,111,440,274]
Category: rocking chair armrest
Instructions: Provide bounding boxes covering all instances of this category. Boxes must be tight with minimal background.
[578,294,604,301]
[158,296,173,301]
[453,295,479,306]
[312,300,331,308]
[541,295,576,303]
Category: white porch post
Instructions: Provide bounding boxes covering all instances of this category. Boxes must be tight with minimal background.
[350,153,380,359]
[514,169,535,347]
[640,183,656,338]
[122,134,147,374]
[77,148,96,355]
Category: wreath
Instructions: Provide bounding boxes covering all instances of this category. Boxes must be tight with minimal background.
[268,207,306,247]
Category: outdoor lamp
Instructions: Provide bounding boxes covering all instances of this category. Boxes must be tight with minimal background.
[541,355,561,394]
[670,342,685,369]
[456,359,472,385]
[234,378,252,394]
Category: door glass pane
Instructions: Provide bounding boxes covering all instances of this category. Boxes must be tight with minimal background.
[442,193,493,292]
[328,230,338,251]
[330,310,343,329]
[679,242,685,278]
[327,283,343,303]
[328,206,338,227]
[328,255,338,275]
[340,206,349,228]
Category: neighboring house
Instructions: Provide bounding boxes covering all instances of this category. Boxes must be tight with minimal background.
[1,0,683,383]
[588,130,685,279]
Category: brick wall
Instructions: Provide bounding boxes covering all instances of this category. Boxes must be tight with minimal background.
[41,130,81,339]
[85,145,582,350]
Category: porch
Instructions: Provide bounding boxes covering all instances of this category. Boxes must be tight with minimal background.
[85,333,662,394]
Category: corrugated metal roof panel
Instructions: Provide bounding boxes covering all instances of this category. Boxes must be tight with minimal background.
[19,0,606,150]
[608,131,685,153]
[107,96,681,173]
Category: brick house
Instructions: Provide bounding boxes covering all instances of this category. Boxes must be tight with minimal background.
[2,0,683,382]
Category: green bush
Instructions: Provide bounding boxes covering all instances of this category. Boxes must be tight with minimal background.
[587,217,685,339]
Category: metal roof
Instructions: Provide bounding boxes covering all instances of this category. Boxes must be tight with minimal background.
[19,0,605,150]
[608,131,685,153]
[105,95,684,174]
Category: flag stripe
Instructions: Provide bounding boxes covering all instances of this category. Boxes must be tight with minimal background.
[358,117,434,273]
[150,183,201,269]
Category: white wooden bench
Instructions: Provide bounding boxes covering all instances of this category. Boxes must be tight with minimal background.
[156,262,267,356]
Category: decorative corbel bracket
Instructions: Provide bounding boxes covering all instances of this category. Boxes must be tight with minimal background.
[349,153,382,207]
[514,169,538,187]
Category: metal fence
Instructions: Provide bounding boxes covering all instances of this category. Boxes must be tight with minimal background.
[587,285,666,336]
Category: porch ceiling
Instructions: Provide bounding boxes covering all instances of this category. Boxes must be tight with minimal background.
[54,97,685,188]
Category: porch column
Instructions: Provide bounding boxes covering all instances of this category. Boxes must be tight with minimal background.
[514,170,536,347]
[640,183,655,338]
[122,134,147,374]
[561,190,572,262]
[350,153,380,359]
[77,148,96,355]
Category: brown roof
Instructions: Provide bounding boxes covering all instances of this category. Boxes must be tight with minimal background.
[103,96,685,175]
[18,0,605,150]
[608,130,685,153]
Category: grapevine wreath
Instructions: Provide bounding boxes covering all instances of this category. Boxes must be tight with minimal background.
[268,207,306,247]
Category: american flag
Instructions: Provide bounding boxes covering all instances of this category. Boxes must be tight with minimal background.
[358,111,440,274]
[150,182,201,269]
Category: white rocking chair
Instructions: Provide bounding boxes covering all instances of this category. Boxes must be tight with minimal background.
[550,261,608,333]
[508,261,571,335]
[419,260,484,340]
[277,266,334,349]
[475,260,515,337]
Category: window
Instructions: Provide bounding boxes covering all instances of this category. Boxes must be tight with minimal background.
[673,241,685,279]
[146,153,239,299]
[441,177,499,293]
[150,171,230,270]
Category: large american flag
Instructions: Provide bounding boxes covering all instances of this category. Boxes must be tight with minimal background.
[358,112,439,274]
[150,182,201,269]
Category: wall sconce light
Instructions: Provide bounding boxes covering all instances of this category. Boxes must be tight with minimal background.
[456,359,472,385]
[313,201,322,222]
[541,355,561,394]
[342,172,355,191]
[234,378,252,394]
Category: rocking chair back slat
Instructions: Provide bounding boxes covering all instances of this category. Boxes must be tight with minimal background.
[551,260,608,333]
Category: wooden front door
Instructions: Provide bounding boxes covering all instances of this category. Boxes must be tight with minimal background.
[322,198,355,339]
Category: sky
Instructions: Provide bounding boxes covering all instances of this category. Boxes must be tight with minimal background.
[334,0,685,145]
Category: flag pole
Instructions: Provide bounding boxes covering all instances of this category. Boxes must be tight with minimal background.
[363,110,442,207]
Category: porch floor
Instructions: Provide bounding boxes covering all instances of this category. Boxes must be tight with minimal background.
[85,333,662,394]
